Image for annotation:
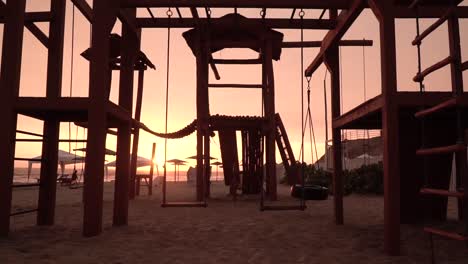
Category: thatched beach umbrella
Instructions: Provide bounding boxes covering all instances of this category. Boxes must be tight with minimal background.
[167,159,187,181]
[211,161,223,181]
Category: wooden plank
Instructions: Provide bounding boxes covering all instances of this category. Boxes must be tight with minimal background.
[282,39,373,48]
[332,95,384,129]
[211,58,262,65]
[122,0,352,9]
[136,18,335,30]
[305,0,365,76]
[209,83,262,89]
[395,6,468,18]
[0,0,26,237]
[0,12,52,23]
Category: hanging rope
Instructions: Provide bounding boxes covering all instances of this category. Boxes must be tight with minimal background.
[68,4,76,154]
[299,9,306,209]
[362,39,370,165]
[162,8,173,205]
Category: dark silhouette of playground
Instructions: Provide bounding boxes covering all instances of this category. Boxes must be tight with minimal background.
[0,1,467,263]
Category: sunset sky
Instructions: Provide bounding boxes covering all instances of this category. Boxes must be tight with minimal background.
[7,0,468,170]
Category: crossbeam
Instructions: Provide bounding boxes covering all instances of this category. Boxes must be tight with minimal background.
[395,6,468,18]
[305,0,365,76]
[121,0,352,9]
[71,0,93,22]
[282,39,373,48]
[0,2,49,48]
[0,12,52,23]
[136,18,335,30]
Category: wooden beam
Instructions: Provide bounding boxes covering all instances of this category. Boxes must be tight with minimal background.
[136,18,336,29]
[0,2,49,48]
[211,58,262,65]
[209,83,263,89]
[332,95,384,129]
[37,0,66,227]
[71,0,93,22]
[282,39,373,48]
[305,0,365,76]
[0,12,52,23]
[24,23,49,48]
[0,0,26,237]
[395,6,468,18]
[122,0,352,9]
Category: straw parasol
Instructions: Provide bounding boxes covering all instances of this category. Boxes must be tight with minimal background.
[166,159,187,182]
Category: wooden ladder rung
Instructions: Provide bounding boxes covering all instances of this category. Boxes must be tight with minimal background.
[416,143,465,155]
[413,56,453,83]
[415,97,460,118]
[462,61,468,71]
[420,188,464,198]
[412,8,453,46]
[261,205,306,211]
[10,208,38,216]
[161,202,207,208]
[424,227,468,241]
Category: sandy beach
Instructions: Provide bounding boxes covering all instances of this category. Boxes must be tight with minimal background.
[1,181,467,264]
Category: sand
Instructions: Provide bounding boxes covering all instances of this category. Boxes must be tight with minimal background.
[1,181,467,264]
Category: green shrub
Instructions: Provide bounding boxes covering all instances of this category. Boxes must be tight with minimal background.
[287,162,384,195]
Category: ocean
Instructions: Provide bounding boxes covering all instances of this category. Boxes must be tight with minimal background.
[13,167,225,183]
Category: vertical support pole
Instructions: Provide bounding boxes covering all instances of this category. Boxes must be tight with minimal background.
[447,12,467,222]
[325,45,343,225]
[204,130,211,198]
[263,36,277,200]
[132,69,145,197]
[0,0,26,237]
[84,0,117,236]
[37,0,66,227]
[195,26,210,201]
[379,7,400,256]
[149,143,156,195]
[114,9,138,226]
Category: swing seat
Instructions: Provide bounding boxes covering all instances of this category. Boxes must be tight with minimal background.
[290,184,328,200]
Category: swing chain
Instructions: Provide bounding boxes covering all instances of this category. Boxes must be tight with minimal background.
[299,9,305,18]
[166,7,173,17]
[306,76,312,106]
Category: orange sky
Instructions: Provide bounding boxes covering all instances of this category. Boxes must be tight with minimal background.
[6,0,468,169]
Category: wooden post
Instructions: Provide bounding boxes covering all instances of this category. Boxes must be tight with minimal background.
[378,5,401,256]
[37,0,66,227]
[0,0,26,237]
[195,26,210,201]
[83,0,117,236]
[149,143,156,195]
[132,69,144,197]
[113,9,137,226]
[263,35,277,200]
[325,44,344,225]
[447,11,467,221]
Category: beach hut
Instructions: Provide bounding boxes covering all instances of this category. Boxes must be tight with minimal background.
[27,150,85,181]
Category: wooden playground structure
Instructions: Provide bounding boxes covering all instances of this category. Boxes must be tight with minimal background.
[0,0,467,258]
